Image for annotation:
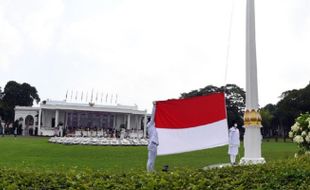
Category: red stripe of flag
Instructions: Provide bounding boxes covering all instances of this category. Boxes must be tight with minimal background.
[155,93,226,129]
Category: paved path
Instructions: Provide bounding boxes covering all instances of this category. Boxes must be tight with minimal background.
[203,163,232,170]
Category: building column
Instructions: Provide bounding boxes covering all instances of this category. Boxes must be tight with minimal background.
[38,109,42,136]
[143,114,147,137]
[77,112,80,128]
[127,114,131,130]
[107,114,110,128]
[55,110,59,127]
[41,109,45,129]
[55,110,60,136]
[135,115,138,130]
[21,117,26,136]
[113,114,117,129]
[64,111,67,129]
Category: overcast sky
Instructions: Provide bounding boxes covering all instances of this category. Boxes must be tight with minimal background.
[0,0,309,112]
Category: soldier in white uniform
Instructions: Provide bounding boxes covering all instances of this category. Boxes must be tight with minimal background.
[228,123,240,165]
[146,105,159,172]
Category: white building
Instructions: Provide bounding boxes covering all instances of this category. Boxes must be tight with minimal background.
[14,100,148,137]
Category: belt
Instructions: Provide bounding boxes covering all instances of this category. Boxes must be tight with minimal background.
[151,141,158,146]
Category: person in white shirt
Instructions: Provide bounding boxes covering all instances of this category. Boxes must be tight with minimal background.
[228,123,240,165]
[146,104,159,172]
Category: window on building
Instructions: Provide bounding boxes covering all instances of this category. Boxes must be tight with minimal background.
[51,118,55,128]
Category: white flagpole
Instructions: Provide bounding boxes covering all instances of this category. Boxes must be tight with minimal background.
[240,0,265,165]
[90,89,94,103]
[110,94,113,104]
[70,90,73,101]
[65,90,68,101]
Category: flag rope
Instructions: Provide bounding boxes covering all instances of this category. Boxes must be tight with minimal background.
[223,0,236,125]
[224,0,235,86]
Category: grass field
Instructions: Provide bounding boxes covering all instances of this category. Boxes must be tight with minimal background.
[0,136,298,172]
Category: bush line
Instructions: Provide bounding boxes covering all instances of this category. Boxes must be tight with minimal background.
[0,156,309,190]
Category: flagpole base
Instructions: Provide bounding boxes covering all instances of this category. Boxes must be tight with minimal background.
[239,157,265,165]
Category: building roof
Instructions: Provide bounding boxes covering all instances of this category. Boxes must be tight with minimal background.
[15,100,147,115]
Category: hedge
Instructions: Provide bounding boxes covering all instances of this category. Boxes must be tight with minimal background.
[0,156,309,190]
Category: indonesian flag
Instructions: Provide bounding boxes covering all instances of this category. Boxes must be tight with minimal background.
[155,93,228,155]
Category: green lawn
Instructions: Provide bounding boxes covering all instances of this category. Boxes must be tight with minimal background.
[0,136,297,172]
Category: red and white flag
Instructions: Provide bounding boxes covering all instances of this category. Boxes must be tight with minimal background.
[154,93,228,155]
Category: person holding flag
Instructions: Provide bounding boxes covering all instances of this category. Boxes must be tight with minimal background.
[146,104,159,172]
[146,93,229,171]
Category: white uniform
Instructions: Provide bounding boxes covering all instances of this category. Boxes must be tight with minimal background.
[228,126,240,164]
[147,106,159,172]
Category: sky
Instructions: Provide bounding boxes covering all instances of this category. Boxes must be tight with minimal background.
[0,0,309,112]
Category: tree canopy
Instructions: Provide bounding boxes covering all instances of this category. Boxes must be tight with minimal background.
[0,81,40,123]
[261,82,310,138]
[180,82,310,139]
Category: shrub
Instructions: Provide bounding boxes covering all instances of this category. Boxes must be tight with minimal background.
[0,156,310,189]
[289,113,310,155]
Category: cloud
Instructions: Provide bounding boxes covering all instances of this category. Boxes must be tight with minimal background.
[0,6,22,72]
[1,0,309,112]
[56,0,236,108]
[19,0,64,51]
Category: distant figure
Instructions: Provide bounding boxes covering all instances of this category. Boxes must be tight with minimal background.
[34,127,38,136]
[54,127,58,137]
[228,123,240,165]
[0,120,3,137]
[29,128,33,136]
[59,125,63,137]
[14,127,17,137]
[120,128,125,139]
[18,123,23,135]
[147,105,159,172]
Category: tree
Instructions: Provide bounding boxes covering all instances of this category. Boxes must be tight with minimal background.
[180,82,310,139]
[220,84,246,127]
[0,81,40,123]
[0,86,4,115]
[260,105,275,138]
[180,84,245,128]
[261,82,310,138]
[180,85,219,98]
[276,82,310,137]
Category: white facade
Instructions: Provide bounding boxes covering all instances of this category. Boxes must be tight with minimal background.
[15,100,148,137]
[14,107,38,136]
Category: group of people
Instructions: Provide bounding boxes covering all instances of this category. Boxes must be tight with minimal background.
[0,119,21,137]
[60,127,144,139]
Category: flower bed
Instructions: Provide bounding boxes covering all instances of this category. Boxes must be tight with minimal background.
[289,113,310,155]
